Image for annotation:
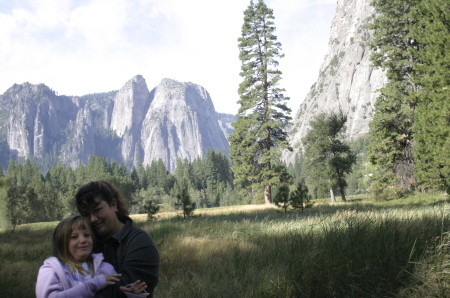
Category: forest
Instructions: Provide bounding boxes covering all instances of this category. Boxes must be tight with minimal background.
[0,150,242,228]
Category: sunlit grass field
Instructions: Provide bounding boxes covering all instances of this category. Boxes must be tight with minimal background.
[1,194,450,297]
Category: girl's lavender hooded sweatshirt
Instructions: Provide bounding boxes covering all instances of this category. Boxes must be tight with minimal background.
[35,253,114,298]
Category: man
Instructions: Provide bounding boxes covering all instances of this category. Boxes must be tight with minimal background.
[76,180,159,297]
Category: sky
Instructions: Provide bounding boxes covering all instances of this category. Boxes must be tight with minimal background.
[0,0,337,115]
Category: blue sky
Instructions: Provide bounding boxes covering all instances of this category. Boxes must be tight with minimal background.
[0,0,337,115]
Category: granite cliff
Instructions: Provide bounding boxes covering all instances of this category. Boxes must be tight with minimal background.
[0,76,232,172]
[284,0,386,164]
[1,0,388,171]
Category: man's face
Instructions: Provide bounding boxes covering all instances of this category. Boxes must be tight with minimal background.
[80,199,122,239]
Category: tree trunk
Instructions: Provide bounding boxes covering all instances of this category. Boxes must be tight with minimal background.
[330,188,336,203]
[264,185,271,204]
[339,187,347,202]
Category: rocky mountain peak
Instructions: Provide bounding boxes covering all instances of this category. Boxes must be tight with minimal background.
[141,78,229,172]
[110,75,150,138]
[0,76,232,173]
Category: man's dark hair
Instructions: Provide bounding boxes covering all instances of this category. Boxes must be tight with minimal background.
[75,180,129,219]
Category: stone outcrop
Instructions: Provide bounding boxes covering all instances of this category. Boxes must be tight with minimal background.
[141,79,229,172]
[216,112,236,140]
[110,75,151,163]
[285,0,386,164]
[0,77,231,172]
[1,83,79,161]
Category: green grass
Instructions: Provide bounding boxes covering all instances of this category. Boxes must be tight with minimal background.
[0,223,55,297]
[1,194,450,297]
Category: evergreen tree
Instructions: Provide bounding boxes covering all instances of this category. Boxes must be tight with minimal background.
[191,157,205,190]
[6,184,26,230]
[346,135,374,195]
[368,0,421,191]
[144,197,160,221]
[130,166,139,190]
[5,159,18,185]
[411,0,450,190]
[74,162,86,185]
[174,158,187,182]
[46,162,76,216]
[204,150,219,191]
[303,112,356,202]
[175,181,196,218]
[94,155,110,177]
[287,154,305,187]
[273,184,290,213]
[136,158,149,190]
[217,152,233,186]
[147,160,158,189]
[110,159,121,177]
[173,158,192,188]
[229,0,292,204]
[0,176,7,229]
[156,159,174,193]
[85,154,97,181]
[289,182,311,212]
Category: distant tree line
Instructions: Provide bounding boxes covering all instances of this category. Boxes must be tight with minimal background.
[0,149,249,228]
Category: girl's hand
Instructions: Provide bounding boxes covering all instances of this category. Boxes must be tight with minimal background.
[120,280,149,296]
[104,274,122,285]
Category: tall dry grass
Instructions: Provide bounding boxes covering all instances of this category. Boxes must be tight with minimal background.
[0,223,55,297]
[1,198,449,297]
[153,204,449,297]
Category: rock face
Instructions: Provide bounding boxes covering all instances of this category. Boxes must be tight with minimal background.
[140,79,229,172]
[216,112,236,140]
[0,77,231,172]
[0,83,79,161]
[110,75,152,163]
[0,0,388,171]
[285,0,386,164]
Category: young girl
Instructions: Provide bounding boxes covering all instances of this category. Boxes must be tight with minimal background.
[36,215,148,298]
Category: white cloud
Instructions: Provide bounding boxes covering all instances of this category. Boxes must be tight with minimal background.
[0,0,337,114]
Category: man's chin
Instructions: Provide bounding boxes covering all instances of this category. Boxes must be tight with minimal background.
[93,223,105,234]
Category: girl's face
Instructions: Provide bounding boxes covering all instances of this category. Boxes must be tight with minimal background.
[69,229,93,263]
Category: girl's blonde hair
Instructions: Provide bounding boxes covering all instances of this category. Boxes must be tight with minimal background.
[52,215,94,275]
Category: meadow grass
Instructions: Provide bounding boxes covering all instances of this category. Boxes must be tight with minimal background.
[1,195,449,297]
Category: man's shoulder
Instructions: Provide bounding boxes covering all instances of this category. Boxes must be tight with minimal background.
[121,219,155,244]
[127,225,154,242]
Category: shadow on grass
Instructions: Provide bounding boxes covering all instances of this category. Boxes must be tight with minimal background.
[146,204,450,297]
[129,197,450,297]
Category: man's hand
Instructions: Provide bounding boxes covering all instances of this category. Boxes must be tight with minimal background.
[120,280,149,296]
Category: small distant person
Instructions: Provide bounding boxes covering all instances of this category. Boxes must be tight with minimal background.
[75,180,159,298]
[35,215,148,298]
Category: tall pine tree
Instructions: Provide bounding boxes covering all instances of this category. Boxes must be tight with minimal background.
[368,0,421,191]
[412,0,450,190]
[229,0,291,204]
